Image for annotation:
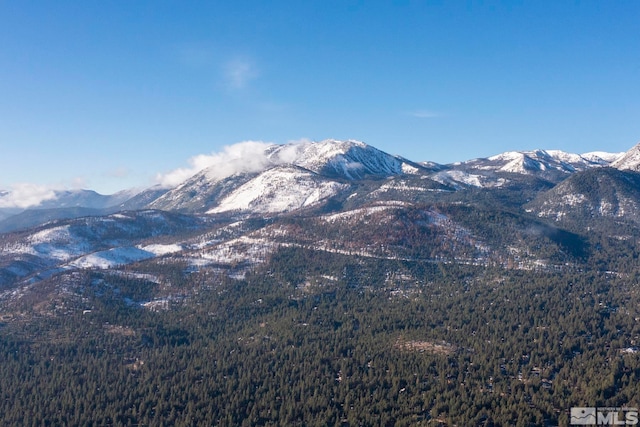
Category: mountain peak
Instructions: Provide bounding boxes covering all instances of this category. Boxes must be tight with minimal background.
[149,139,421,213]
[474,148,611,176]
[269,139,406,179]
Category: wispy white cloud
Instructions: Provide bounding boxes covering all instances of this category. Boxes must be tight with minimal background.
[408,110,443,119]
[223,56,259,90]
[173,45,260,92]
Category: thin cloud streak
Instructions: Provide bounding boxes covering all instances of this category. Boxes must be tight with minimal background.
[409,110,443,119]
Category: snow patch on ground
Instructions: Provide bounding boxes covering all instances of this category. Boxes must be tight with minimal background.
[68,247,155,269]
[367,180,439,197]
[28,225,72,244]
[432,170,507,188]
[142,299,170,311]
[190,236,277,267]
[322,205,399,223]
[401,163,421,174]
[141,243,183,255]
[562,194,587,206]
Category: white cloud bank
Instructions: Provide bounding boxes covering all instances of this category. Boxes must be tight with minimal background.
[155,139,313,188]
[0,183,58,209]
[155,140,275,188]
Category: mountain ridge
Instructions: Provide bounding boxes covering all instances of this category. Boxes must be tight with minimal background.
[0,139,638,279]
[1,140,634,218]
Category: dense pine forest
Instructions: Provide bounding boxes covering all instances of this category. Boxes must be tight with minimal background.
[1,243,639,426]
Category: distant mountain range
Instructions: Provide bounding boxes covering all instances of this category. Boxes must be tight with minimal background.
[1,139,633,221]
[2,138,640,300]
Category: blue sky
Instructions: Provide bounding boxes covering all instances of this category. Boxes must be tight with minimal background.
[1,1,639,195]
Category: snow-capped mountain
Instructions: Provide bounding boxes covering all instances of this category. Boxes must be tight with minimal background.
[466,148,613,177]
[3,138,640,299]
[431,149,620,189]
[266,139,421,179]
[4,138,640,427]
[1,140,626,221]
[150,139,429,214]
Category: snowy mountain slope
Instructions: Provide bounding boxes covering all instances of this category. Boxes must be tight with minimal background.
[526,167,640,227]
[481,149,608,174]
[431,169,508,189]
[611,142,640,171]
[0,210,207,286]
[347,176,453,208]
[583,151,623,164]
[432,149,619,189]
[267,139,421,179]
[148,169,257,212]
[67,243,183,269]
[115,186,169,210]
[206,200,586,269]
[207,165,349,214]
[67,247,157,269]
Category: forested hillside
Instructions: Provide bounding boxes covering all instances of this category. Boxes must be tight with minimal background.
[1,245,639,426]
